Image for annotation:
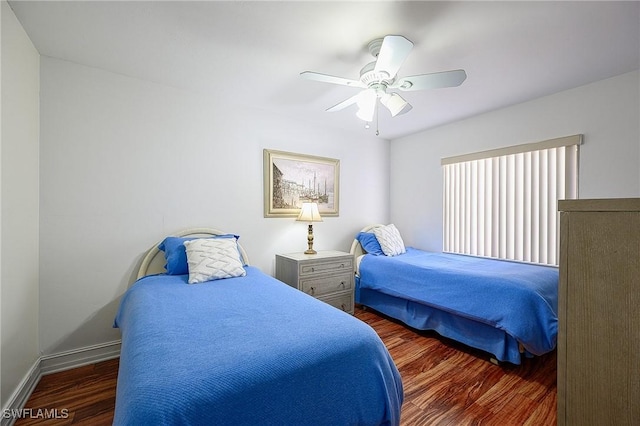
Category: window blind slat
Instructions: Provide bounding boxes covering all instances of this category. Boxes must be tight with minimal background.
[464,162,471,254]
[492,157,500,257]
[523,152,532,261]
[531,150,540,263]
[539,149,548,264]
[477,160,485,257]
[506,154,515,259]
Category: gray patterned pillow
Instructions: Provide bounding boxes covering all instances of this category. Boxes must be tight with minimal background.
[184,238,246,284]
[372,224,406,256]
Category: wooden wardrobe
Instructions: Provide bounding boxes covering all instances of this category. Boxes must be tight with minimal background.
[557,198,639,426]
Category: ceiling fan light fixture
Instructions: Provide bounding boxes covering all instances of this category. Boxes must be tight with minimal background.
[381,93,412,117]
[356,89,377,122]
[356,105,375,122]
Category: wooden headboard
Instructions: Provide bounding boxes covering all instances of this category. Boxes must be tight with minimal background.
[137,228,250,279]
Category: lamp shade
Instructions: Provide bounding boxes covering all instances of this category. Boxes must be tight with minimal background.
[296,202,323,222]
[381,92,412,117]
[355,89,377,122]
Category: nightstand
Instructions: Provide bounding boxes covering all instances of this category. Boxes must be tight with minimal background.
[275,250,354,314]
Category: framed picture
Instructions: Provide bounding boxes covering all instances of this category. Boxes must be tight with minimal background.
[263,149,340,217]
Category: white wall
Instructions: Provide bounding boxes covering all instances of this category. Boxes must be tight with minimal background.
[390,71,640,251]
[1,0,40,408]
[38,57,390,355]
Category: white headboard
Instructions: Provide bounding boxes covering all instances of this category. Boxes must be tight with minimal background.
[349,224,385,258]
[137,228,250,279]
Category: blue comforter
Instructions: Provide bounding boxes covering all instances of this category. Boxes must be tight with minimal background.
[114,266,402,425]
[359,249,558,357]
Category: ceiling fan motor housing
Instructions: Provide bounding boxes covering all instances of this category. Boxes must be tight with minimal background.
[360,61,392,88]
[367,38,384,57]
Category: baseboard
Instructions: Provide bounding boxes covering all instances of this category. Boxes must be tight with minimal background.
[1,359,41,426]
[40,340,121,375]
[1,340,121,426]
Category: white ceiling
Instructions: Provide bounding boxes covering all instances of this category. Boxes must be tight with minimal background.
[8,1,640,140]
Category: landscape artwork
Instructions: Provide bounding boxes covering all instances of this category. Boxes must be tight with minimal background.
[263,149,340,217]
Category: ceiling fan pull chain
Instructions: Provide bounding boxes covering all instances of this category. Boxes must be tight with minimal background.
[375,100,380,136]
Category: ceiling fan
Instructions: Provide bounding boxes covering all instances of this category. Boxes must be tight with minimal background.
[301,35,467,125]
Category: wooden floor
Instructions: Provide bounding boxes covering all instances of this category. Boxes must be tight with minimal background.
[358,308,557,426]
[16,307,556,425]
[14,359,118,426]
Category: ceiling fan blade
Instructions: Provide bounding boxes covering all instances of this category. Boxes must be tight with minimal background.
[300,71,365,88]
[392,69,467,91]
[326,93,361,112]
[373,35,414,79]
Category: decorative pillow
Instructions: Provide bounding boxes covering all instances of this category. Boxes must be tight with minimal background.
[372,224,406,257]
[184,238,246,284]
[159,234,241,275]
[356,232,384,256]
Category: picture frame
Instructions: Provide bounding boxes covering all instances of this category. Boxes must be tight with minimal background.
[263,149,340,217]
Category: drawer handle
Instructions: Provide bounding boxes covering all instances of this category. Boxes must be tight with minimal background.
[309,287,315,295]
[341,304,347,311]
[311,267,315,272]
[340,281,346,288]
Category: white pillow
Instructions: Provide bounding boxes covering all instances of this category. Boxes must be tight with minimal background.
[373,224,406,256]
[184,238,246,284]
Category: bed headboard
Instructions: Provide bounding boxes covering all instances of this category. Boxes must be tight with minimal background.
[137,228,250,279]
[349,224,385,258]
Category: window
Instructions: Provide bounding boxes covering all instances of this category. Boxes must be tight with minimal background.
[442,135,582,266]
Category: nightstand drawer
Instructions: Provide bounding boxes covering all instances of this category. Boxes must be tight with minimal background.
[318,292,354,313]
[300,273,353,297]
[299,258,353,276]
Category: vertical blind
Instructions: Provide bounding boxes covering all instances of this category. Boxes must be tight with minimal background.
[442,135,582,266]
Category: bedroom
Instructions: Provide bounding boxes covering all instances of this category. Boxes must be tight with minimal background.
[2,0,639,424]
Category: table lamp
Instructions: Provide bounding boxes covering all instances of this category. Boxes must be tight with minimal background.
[296,202,323,254]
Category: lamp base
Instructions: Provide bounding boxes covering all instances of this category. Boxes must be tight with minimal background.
[305,224,317,254]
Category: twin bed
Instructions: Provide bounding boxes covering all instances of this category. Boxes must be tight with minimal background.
[351,224,559,365]
[114,228,403,425]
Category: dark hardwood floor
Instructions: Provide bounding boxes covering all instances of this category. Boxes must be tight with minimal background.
[16,307,556,425]
[14,359,118,426]
[358,308,557,426]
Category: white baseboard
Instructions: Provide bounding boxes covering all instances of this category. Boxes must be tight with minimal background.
[40,340,121,375]
[1,340,121,426]
[1,359,41,426]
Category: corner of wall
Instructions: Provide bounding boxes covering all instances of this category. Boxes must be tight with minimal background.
[1,0,41,411]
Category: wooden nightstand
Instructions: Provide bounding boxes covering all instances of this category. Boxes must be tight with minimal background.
[275,250,354,314]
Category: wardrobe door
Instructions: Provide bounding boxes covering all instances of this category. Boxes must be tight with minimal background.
[558,199,640,426]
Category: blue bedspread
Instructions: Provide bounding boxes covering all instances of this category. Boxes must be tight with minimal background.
[359,249,558,357]
[114,266,403,425]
